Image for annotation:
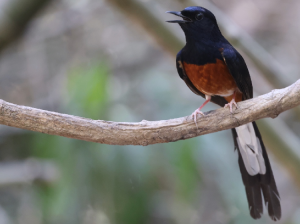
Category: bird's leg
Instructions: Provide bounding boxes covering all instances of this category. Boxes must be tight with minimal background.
[191,95,211,128]
[224,91,238,113]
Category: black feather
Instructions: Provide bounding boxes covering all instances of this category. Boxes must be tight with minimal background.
[220,46,253,100]
[253,122,281,221]
[232,123,281,220]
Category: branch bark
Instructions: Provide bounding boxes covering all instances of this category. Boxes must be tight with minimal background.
[0,80,299,145]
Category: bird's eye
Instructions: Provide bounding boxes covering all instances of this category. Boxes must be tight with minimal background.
[195,13,204,21]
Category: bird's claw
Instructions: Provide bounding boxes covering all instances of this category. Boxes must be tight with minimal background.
[224,100,238,113]
[191,109,205,129]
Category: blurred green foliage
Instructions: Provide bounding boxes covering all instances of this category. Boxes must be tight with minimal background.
[0,0,298,223]
[27,64,205,224]
[31,64,112,223]
[0,60,280,224]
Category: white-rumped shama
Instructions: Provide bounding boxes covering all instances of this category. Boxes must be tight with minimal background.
[167,6,281,221]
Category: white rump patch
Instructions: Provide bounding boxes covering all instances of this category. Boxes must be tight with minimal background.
[235,123,266,176]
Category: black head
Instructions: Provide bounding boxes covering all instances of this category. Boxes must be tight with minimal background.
[166,6,221,42]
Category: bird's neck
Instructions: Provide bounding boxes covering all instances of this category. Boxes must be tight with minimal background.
[183,26,224,46]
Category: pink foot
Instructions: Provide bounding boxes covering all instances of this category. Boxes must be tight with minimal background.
[191,109,205,128]
[191,95,211,129]
[224,98,238,113]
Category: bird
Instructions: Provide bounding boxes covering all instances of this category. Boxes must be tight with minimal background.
[166,6,281,221]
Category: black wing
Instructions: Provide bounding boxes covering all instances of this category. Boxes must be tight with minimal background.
[176,50,227,107]
[220,46,253,100]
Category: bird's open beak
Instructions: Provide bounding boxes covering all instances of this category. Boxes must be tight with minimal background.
[166,11,192,23]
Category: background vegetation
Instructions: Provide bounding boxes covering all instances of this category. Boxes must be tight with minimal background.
[0,0,299,223]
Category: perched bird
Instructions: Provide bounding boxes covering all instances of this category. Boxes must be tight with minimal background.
[167,6,281,221]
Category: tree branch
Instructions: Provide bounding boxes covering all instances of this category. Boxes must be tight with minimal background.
[0,80,299,145]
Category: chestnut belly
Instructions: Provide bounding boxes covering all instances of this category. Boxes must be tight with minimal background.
[183,59,238,97]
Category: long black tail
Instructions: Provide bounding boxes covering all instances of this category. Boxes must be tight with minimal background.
[232,122,281,220]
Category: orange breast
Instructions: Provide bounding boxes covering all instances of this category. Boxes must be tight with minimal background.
[183,59,242,102]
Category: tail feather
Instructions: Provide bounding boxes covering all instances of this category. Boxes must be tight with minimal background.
[261,185,281,221]
[235,123,265,175]
[253,122,281,221]
[235,130,263,219]
[232,122,281,220]
[245,186,263,219]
